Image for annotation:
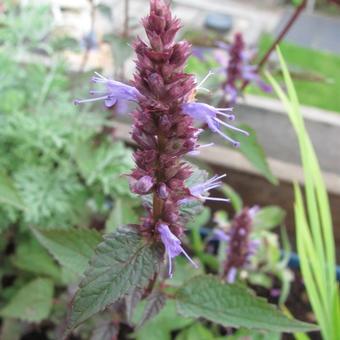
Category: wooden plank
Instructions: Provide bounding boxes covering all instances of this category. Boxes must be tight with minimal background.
[112,120,340,195]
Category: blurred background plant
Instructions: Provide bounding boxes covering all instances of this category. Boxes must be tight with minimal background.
[0,2,139,338]
[0,0,338,339]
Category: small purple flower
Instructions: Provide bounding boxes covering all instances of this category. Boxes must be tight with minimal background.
[74,72,141,107]
[213,33,271,105]
[158,223,198,277]
[189,174,230,203]
[130,175,154,194]
[213,229,230,242]
[226,267,238,284]
[213,206,260,283]
[181,102,249,147]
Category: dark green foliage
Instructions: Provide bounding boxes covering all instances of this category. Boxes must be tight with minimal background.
[176,275,317,333]
[68,226,163,330]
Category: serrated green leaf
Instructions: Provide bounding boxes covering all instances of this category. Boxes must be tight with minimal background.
[32,227,102,276]
[11,237,61,281]
[0,278,54,322]
[253,206,286,230]
[68,226,163,330]
[0,171,25,210]
[176,275,317,333]
[228,124,278,185]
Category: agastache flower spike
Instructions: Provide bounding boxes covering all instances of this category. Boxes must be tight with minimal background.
[74,0,247,277]
[74,72,141,107]
[214,33,271,105]
[215,206,259,283]
[158,223,198,277]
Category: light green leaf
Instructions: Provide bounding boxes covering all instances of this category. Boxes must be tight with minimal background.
[168,256,204,287]
[0,171,25,210]
[175,323,215,340]
[187,207,210,254]
[11,237,61,281]
[219,183,243,213]
[75,140,133,196]
[176,275,317,333]
[32,227,102,276]
[187,206,210,230]
[253,206,286,230]
[226,328,281,340]
[0,278,54,322]
[228,124,278,185]
[0,318,23,340]
[68,226,163,330]
[138,290,166,328]
[134,301,193,340]
[105,197,140,233]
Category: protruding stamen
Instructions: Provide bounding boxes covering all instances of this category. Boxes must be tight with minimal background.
[181,248,199,268]
[199,142,214,149]
[217,111,235,120]
[74,95,109,105]
[213,117,249,136]
[213,128,240,147]
[202,196,230,203]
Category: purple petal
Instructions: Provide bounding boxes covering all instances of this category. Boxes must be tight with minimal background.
[226,267,238,283]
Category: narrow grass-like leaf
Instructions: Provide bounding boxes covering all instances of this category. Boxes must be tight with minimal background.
[219,184,243,213]
[267,47,340,340]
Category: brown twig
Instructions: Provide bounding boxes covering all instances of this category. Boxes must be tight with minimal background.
[239,0,307,92]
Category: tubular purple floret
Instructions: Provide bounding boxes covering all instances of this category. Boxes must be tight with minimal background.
[189,174,229,203]
[181,102,247,147]
[158,223,198,277]
[74,72,141,107]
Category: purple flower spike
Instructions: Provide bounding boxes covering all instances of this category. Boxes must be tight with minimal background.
[223,206,259,282]
[158,223,198,278]
[74,72,141,107]
[189,174,229,203]
[181,102,249,147]
[214,33,271,105]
